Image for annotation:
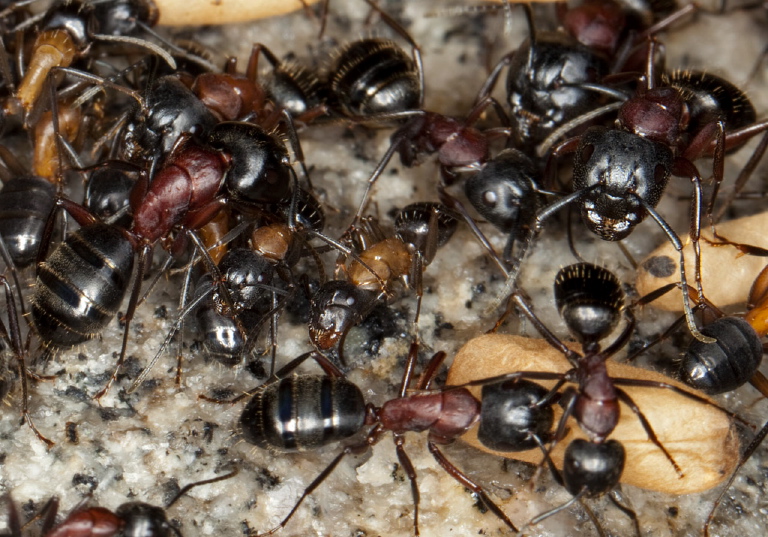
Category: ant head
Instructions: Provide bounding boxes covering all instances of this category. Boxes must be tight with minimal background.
[308,280,378,354]
[573,127,672,241]
[505,33,608,150]
[554,263,624,344]
[563,438,625,497]
[91,0,158,37]
[394,202,457,264]
[464,149,539,234]
[115,502,172,537]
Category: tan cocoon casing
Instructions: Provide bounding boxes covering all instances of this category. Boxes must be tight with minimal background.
[636,212,768,311]
[446,333,738,495]
[156,0,320,26]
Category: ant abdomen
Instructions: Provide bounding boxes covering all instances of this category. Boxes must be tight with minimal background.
[681,316,763,395]
[477,379,554,452]
[114,502,173,537]
[663,70,756,137]
[0,175,56,267]
[239,374,366,452]
[31,223,134,347]
[554,263,624,344]
[329,38,421,117]
[207,121,291,204]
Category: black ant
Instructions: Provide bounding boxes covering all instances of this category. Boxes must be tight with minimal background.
[495,40,768,344]
[29,52,317,395]
[130,186,328,388]
[475,0,702,154]
[630,256,768,535]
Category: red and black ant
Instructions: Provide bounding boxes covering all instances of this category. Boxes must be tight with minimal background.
[2,468,237,536]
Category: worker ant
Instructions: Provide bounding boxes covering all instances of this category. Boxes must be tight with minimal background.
[2,468,237,536]
[29,52,318,396]
[310,202,457,365]
[204,342,520,536]
[129,186,328,389]
[458,263,727,534]
[630,254,768,535]
[0,0,177,116]
[493,39,768,344]
[474,0,703,154]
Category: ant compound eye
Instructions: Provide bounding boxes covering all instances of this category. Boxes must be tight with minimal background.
[580,143,595,163]
[483,190,498,208]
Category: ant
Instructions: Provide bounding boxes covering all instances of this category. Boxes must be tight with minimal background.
[494,39,768,344]
[0,0,177,116]
[205,343,520,536]
[2,468,237,536]
[310,202,457,364]
[459,263,731,533]
[446,332,738,496]
[130,186,328,389]
[475,0,703,154]
[29,59,315,395]
[629,256,768,535]
[222,0,422,125]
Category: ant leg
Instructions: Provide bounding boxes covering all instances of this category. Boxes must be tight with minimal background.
[5,495,21,537]
[415,348,448,391]
[0,275,53,446]
[252,433,378,537]
[0,234,25,316]
[278,110,314,191]
[473,51,513,107]
[579,501,608,537]
[486,186,597,317]
[704,417,768,537]
[437,186,508,275]
[353,129,411,223]
[527,489,588,529]
[510,292,582,365]
[199,351,342,404]
[714,130,768,223]
[427,441,519,532]
[392,434,422,535]
[669,157,707,306]
[614,387,682,477]
[607,488,640,537]
[94,243,152,401]
[531,388,578,479]
[640,200,715,343]
[165,468,239,508]
[128,275,214,394]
